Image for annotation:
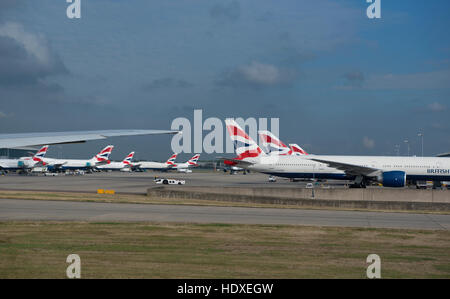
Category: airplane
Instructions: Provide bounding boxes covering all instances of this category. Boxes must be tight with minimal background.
[0,145,49,173]
[289,144,308,156]
[0,129,179,149]
[135,153,178,171]
[96,152,135,172]
[258,131,309,156]
[225,119,450,188]
[43,145,114,171]
[173,154,201,173]
[258,130,292,155]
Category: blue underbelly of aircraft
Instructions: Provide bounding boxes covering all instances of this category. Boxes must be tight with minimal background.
[406,175,450,181]
[262,172,450,182]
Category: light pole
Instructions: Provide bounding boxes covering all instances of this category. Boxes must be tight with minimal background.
[394,144,400,156]
[312,164,315,199]
[404,139,410,156]
[418,133,424,157]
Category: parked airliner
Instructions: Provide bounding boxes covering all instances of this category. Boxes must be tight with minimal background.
[135,154,178,171]
[0,145,49,172]
[43,145,114,171]
[225,119,450,188]
[97,152,135,172]
[173,154,201,173]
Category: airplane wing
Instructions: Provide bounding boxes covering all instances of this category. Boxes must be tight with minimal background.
[217,157,255,167]
[309,157,379,177]
[0,129,179,149]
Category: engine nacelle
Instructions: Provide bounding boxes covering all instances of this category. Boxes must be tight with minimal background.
[380,171,406,187]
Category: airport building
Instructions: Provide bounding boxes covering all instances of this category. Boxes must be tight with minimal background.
[0,148,37,159]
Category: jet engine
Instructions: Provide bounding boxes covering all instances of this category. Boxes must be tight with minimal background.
[379,171,406,187]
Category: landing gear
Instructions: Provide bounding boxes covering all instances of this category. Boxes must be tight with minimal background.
[349,176,367,188]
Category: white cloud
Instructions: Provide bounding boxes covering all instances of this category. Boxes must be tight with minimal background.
[218,61,297,88]
[239,62,283,85]
[0,22,50,65]
[364,70,450,90]
[428,102,447,112]
[362,136,375,149]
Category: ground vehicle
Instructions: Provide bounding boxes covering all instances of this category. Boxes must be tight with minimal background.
[306,183,313,189]
[44,172,58,176]
[268,176,276,182]
[416,181,433,189]
[154,178,185,185]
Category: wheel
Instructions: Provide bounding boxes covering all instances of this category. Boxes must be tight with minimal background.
[163,179,168,185]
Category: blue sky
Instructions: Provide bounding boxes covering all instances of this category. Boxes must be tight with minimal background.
[0,0,449,160]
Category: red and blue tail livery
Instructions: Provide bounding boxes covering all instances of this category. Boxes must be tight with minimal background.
[225,119,263,160]
[32,145,49,162]
[187,154,200,166]
[258,130,292,156]
[165,153,178,166]
[289,144,308,156]
[122,152,135,165]
[95,145,114,162]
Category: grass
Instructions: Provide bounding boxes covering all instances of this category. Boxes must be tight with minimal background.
[0,222,449,278]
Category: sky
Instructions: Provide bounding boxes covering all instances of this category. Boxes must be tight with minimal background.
[0,0,449,160]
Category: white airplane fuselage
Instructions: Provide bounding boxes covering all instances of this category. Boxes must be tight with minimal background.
[137,161,172,171]
[0,157,41,170]
[43,157,99,170]
[97,161,130,171]
[243,155,450,182]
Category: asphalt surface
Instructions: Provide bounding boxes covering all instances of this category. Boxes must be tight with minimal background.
[1,198,449,230]
[0,171,351,193]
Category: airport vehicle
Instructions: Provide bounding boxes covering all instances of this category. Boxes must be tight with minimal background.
[268,176,276,182]
[0,145,49,172]
[135,154,178,171]
[44,172,58,176]
[224,119,450,188]
[0,129,179,149]
[173,154,201,172]
[154,178,185,185]
[96,152,135,171]
[42,145,114,171]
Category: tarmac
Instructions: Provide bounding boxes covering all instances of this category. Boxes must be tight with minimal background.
[0,171,332,194]
[1,198,449,230]
[1,171,450,229]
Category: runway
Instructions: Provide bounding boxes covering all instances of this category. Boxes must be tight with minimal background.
[0,171,295,194]
[1,198,449,230]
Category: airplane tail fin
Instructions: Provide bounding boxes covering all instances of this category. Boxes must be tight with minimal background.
[187,154,200,166]
[122,152,135,165]
[225,119,263,160]
[166,153,178,166]
[94,145,114,162]
[289,144,308,155]
[258,130,292,156]
[32,145,49,162]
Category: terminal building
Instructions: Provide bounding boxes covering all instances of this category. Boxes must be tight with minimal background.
[0,148,38,159]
